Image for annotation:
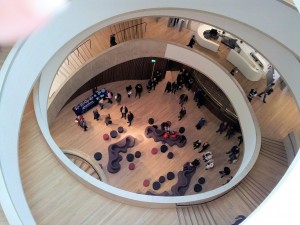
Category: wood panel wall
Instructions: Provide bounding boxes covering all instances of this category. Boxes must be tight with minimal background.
[66,57,168,105]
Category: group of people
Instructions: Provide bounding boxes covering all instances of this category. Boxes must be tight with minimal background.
[226,145,240,164]
[216,121,236,140]
[120,106,134,126]
[247,82,275,103]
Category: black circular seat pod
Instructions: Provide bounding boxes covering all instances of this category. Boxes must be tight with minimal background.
[153,181,161,190]
[167,172,175,180]
[126,153,134,162]
[194,184,202,193]
[198,177,205,184]
[94,152,102,161]
[179,127,185,134]
[110,130,118,138]
[148,118,155,125]
[167,152,174,159]
[134,151,141,158]
[160,144,168,153]
[159,176,166,183]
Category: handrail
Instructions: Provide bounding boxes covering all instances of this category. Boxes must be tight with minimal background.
[113,22,147,42]
[67,38,92,64]
[62,149,107,183]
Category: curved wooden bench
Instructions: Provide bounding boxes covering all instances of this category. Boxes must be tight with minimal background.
[107,135,135,173]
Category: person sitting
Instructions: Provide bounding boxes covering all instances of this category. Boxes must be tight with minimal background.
[163,131,169,144]
[193,139,202,150]
[178,107,186,121]
[93,109,100,121]
[225,126,235,139]
[195,117,207,129]
[105,114,112,126]
[219,166,231,178]
[179,135,186,143]
[170,130,178,139]
[190,158,200,167]
[199,142,210,153]
[205,159,214,170]
[216,121,228,134]
[202,151,213,162]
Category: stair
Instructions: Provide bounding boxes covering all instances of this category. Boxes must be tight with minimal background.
[176,137,288,225]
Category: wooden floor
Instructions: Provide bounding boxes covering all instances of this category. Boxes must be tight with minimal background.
[51,72,242,195]
[0,17,298,224]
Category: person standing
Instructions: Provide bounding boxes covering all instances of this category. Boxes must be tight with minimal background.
[258,83,275,103]
[80,118,88,131]
[106,91,113,104]
[178,107,186,121]
[216,121,228,134]
[135,83,143,98]
[115,93,122,105]
[93,109,100,121]
[120,106,128,119]
[105,114,112,126]
[126,85,132,98]
[164,81,172,93]
[127,111,134,126]
[98,98,104,110]
[187,35,196,48]
[110,34,117,47]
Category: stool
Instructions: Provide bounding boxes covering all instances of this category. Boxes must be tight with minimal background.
[167,172,175,180]
[118,126,124,133]
[129,163,135,170]
[194,184,202,193]
[198,177,206,184]
[143,179,150,187]
[126,154,134,162]
[148,118,154,125]
[135,151,141,158]
[159,176,166,183]
[153,181,161,190]
[179,127,185,134]
[94,152,102,161]
[160,145,168,153]
[110,130,118,138]
[167,152,174,159]
[151,148,158,155]
[103,133,109,141]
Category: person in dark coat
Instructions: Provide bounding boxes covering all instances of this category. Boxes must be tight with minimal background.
[120,106,128,119]
[115,93,122,105]
[164,81,172,93]
[110,34,117,47]
[135,83,143,98]
[187,35,196,48]
[80,118,88,131]
[247,88,257,102]
[105,114,112,126]
[258,83,275,103]
[126,85,132,98]
[199,142,210,153]
[171,81,178,94]
[93,109,100,121]
[195,117,207,129]
[225,126,235,139]
[179,94,188,106]
[127,111,134,126]
[216,121,228,134]
[178,107,186,121]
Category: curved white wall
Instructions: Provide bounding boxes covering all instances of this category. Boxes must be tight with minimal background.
[0,0,299,224]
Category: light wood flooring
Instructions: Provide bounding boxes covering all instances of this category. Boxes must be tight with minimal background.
[0,16,298,224]
[51,72,242,195]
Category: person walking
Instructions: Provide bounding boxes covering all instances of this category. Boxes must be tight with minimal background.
[120,106,128,119]
[247,88,257,102]
[187,35,196,48]
[127,111,134,126]
[93,109,100,120]
[258,83,275,103]
[115,93,122,104]
[126,85,132,98]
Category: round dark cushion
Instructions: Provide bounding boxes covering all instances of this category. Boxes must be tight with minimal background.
[143,179,150,187]
[179,127,185,134]
[126,154,134,162]
[167,152,174,159]
[194,184,202,193]
[151,148,158,155]
[103,133,109,141]
[129,163,135,170]
[160,145,168,153]
[94,152,102,161]
[135,151,141,158]
[198,177,206,184]
[167,172,175,180]
[110,130,118,138]
[159,176,166,183]
[148,118,154,125]
[118,126,124,133]
[153,181,161,190]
